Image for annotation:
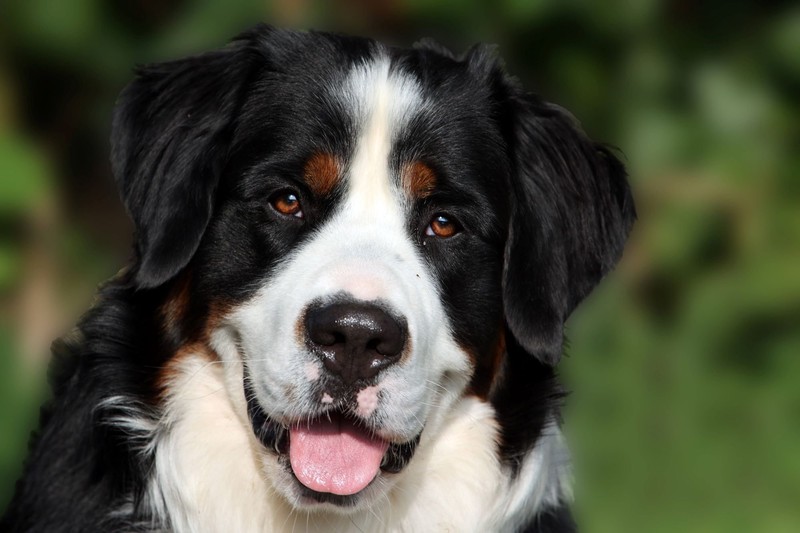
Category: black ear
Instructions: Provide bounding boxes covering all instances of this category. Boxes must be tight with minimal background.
[502,94,636,366]
[111,35,259,289]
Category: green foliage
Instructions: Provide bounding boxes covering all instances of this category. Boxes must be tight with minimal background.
[1,0,798,529]
[0,328,46,513]
[0,134,50,217]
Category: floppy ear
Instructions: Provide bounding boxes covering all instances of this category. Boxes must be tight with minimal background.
[502,94,636,366]
[111,36,258,289]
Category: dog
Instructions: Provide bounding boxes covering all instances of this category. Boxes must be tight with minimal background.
[1,25,635,532]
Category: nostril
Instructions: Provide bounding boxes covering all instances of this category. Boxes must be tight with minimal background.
[373,324,405,358]
[305,314,345,347]
[376,341,401,357]
[308,328,331,346]
[316,331,345,347]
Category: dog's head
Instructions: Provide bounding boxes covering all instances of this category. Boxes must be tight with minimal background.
[111,26,634,511]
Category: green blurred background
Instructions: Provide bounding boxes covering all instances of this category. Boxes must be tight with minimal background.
[1,1,798,531]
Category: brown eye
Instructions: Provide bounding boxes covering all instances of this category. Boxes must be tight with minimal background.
[270,191,303,218]
[425,214,459,238]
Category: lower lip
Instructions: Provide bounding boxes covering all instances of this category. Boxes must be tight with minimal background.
[243,379,422,494]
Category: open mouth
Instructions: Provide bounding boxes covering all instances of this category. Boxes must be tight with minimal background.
[244,379,420,503]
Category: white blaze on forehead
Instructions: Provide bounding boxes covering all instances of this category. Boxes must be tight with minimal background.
[339,56,424,222]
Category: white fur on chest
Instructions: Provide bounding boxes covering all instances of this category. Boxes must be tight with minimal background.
[143,354,569,533]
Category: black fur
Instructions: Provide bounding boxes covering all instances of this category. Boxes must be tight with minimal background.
[2,25,634,532]
[500,92,635,367]
[112,41,255,289]
[489,61,635,470]
[1,283,168,531]
[519,503,578,533]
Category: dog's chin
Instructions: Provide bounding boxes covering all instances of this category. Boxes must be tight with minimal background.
[244,381,421,511]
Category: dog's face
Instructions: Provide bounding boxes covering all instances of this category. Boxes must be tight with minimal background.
[111,27,634,513]
[206,55,508,507]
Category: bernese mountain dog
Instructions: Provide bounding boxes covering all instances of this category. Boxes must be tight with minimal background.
[2,25,635,532]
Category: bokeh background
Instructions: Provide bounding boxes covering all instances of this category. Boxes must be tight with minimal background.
[1,1,798,531]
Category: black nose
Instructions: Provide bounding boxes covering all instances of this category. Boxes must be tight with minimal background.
[305,301,407,384]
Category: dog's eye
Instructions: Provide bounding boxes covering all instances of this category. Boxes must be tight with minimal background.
[425,214,460,238]
[270,190,304,218]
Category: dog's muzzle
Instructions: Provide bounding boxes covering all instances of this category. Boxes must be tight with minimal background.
[245,297,419,501]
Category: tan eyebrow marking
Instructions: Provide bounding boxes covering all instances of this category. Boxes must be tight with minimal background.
[304,152,341,197]
[159,271,192,343]
[401,160,437,199]
[465,328,506,400]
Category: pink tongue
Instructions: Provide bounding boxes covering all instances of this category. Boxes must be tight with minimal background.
[289,416,389,496]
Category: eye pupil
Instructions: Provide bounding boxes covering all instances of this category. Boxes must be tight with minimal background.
[427,214,459,238]
[271,191,303,218]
